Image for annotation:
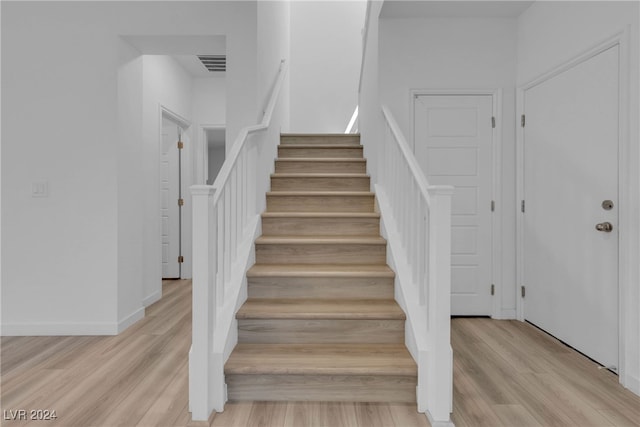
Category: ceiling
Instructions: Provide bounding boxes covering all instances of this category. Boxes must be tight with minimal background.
[380,0,535,18]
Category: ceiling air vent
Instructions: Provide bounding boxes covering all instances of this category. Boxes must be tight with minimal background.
[198,55,226,72]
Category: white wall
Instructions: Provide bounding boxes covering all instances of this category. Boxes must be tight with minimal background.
[193,77,226,186]
[258,0,291,133]
[289,0,366,133]
[379,17,518,318]
[117,40,145,326]
[2,2,120,334]
[517,0,640,395]
[1,1,259,335]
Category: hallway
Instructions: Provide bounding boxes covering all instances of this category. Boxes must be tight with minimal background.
[1,281,638,426]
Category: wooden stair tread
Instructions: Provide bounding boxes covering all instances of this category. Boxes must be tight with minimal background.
[267,191,374,196]
[276,158,366,162]
[271,173,368,177]
[225,343,416,376]
[279,144,362,149]
[255,235,386,245]
[281,133,361,137]
[262,212,379,218]
[247,264,395,278]
[237,298,405,319]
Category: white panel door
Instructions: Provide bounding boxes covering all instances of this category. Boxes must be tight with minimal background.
[414,95,494,316]
[523,46,619,369]
[161,120,181,279]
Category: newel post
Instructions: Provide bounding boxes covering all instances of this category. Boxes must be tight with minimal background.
[427,185,454,424]
[189,185,216,421]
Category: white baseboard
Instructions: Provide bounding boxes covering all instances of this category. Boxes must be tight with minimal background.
[623,372,640,396]
[493,309,517,320]
[143,290,162,307]
[1,321,119,336]
[117,307,145,333]
[1,307,145,336]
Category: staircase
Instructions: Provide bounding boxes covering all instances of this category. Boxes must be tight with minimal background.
[224,134,417,402]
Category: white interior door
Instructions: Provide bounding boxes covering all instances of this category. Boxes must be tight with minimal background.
[414,94,494,316]
[161,118,181,279]
[523,45,619,369]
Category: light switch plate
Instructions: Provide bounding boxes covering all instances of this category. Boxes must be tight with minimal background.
[32,180,49,198]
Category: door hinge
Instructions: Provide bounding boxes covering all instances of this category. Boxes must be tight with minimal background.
[491,200,495,212]
[521,114,526,127]
[178,198,184,206]
[521,200,525,213]
[177,141,184,150]
[491,284,495,296]
[491,116,496,128]
[178,255,184,263]
[521,285,526,298]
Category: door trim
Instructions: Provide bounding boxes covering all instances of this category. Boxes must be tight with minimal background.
[410,89,503,319]
[516,30,633,389]
[159,106,191,279]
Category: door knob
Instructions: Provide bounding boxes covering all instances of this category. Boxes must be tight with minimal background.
[595,222,613,232]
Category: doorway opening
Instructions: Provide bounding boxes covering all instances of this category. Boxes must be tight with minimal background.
[161,110,190,279]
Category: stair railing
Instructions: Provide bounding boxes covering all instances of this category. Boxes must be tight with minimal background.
[189,59,288,421]
[377,105,454,423]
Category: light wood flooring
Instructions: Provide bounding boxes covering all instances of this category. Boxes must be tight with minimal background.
[1,280,638,427]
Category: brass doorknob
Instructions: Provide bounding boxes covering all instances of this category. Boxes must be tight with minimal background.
[595,222,613,232]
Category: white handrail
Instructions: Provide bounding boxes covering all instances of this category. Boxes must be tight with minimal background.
[381,105,432,205]
[211,59,287,204]
[190,59,288,421]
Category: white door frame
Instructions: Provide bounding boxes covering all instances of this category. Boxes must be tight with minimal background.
[159,106,191,279]
[410,88,503,319]
[516,30,634,389]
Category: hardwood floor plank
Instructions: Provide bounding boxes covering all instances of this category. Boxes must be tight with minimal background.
[246,402,288,427]
[492,404,543,427]
[209,402,254,427]
[387,403,431,427]
[3,283,639,427]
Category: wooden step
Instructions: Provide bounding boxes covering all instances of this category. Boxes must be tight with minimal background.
[278,145,363,159]
[261,212,380,236]
[266,192,375,213]
[226,373,416,402]
[237,299,405,320]
[275,158,367,174]
[237,318,405,344]
[280,134,361,146]
[247,264,395,299]
[225,343,416,376]
[237,298,404,344]
[255,236,387,265]
[270,173,370,192]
